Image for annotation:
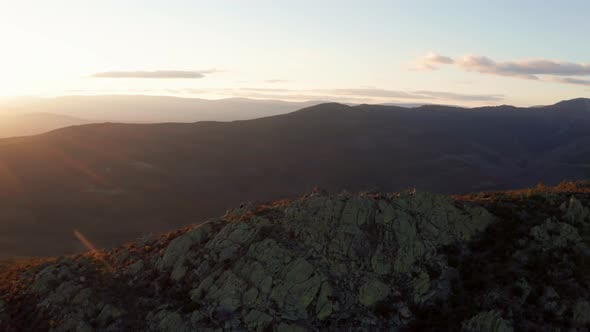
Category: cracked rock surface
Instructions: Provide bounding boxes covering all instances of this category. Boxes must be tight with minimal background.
[1,181,590,331]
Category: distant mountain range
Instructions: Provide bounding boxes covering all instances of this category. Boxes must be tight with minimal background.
[0,98,589,257]
[0,113,93,139]
[0,95,461,139]
[0,96,324,138]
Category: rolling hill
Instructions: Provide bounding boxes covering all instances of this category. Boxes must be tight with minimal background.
[0,98,590,257]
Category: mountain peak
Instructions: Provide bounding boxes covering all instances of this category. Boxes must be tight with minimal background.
[298,102,352,111]
[284,102,354,118]
[552,97,590,110]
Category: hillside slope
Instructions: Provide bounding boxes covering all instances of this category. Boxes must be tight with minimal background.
[1,181,589,331]
[1,99,590,257]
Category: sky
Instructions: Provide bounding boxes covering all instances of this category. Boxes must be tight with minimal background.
[0,0,589,106]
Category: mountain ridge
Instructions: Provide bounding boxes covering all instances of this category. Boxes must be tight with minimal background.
[1,98,590,258]
[1,181,589,331]
[2,96,588,139]
[30,97,590,138]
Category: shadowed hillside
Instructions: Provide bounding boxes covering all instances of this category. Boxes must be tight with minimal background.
[1,99,590,257]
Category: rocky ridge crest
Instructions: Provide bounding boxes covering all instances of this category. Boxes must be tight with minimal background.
[1,182,590,331]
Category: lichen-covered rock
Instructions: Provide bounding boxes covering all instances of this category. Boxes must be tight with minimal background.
[461,311,513,332]
[3,186,589,331]
[243,309,273,330]
[359,279,390,306]
[315,281,334,320]
[270,258,323,320]
[30,263,72,294]
[158,224,211,271]
[125,259,144,275]
[275,322,307,332]
[387,192,493,272]
[96,304,125,325]
[53,318,94,332]
[513,278,531,304]
[573,300,590,325]
[412,270,432,304]
[204,269,248,314]
[39,280,81,307]
[529,218,581,249]
[0,300,7,323]
[564,196,590,225]
[371,244,392,275]
[151,310,192,332]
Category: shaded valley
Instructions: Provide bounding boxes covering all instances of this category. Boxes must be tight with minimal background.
[1,98,590,257]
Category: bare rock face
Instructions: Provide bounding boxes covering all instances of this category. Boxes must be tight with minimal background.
[564,196,590,225]
[461,310,513,332]
[529,218,582,250]
[171,191,491,330]
[1,184,589,331]
[573,300,590,325]
[0,300,7,324]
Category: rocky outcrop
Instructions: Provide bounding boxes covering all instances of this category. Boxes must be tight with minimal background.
[1,183,590,331]
[573,300,590,325]
[461,311,513,332]
[0,300,7,324]
[529,218,582,250]
[563,195,590,225]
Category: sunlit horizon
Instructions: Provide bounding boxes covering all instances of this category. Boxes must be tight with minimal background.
[1,1,589,107]
[0,93,585,109]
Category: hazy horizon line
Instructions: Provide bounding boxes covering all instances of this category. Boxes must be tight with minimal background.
[3,92,585,109]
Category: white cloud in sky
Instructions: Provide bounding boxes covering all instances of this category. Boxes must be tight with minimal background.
[416,53,590,86]
[92,70,218,79]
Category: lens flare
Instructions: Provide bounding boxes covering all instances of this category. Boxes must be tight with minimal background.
[73,229,113,272]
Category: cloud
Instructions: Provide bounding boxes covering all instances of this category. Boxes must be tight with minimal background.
[265,79,290,83]
[320,88,501,102]
[240,88,291,92]
[456,55,590,79]
[182,88,209,94]
[92,70,217,79]
[319,89,431,99]
[540,77,590,86]
[415,52,590,86]
[129,87,503,104]
[413,90,504,101]
[231,88,503,103]
[414,52,455,70]
[232,91,372,103]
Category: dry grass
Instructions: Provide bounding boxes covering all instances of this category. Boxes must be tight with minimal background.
[0,257,55,301]
[455,180,590,203]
